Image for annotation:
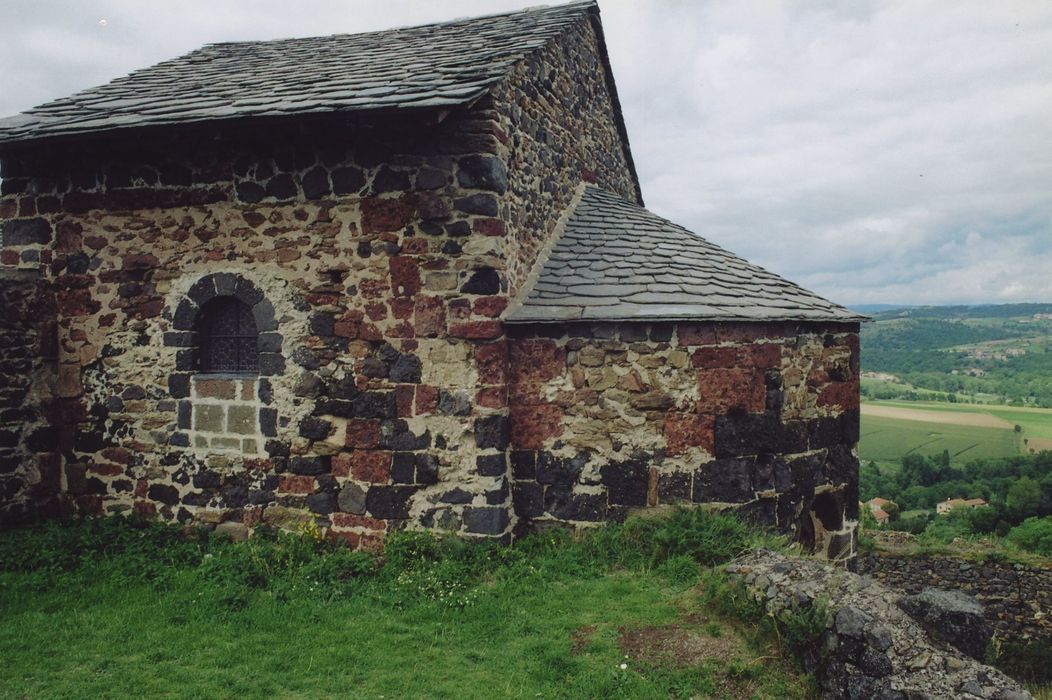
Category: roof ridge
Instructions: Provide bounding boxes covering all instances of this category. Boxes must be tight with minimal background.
[201,1,597,49]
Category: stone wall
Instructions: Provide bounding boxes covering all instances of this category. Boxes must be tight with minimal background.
[859,552,1052,642]
[493,15,640,297]
[0,269,57,525]
[507,321,861,558]
[0,14,644,542]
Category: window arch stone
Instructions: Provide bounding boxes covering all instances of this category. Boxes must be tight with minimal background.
[163,273,284,455]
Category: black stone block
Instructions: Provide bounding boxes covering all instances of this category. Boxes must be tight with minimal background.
[252,300,277,332]
[391,453,416,484]
[512,482,544,518]
[485,479,508,506]
[600,458,649,506]
[474,415,510,450]
[236,182,265,203]
[309,312,335,338]
[389,354,422,383]
[693,457,754,503]
[259,407,278,437]
[351,392,397,419]
[475,453,506,477]
[169,432,190,447]
[187,273,217,305]
[301,166,331,200]
[1,218,51,246]
[298,417,333,440]
[453,193,498,216]
[371,166,411,193]
[807,416,841,450]
[221,484,249,508]
[544,486,606,522]
[510,451,536,480]
[416,455,439,485]
[258,353,285,376]
[306,491,337,515]
[463,506,510,535]
[258,333,283,353]
[289,456,330,476]
[461,267,501,295]
[233,278,265,306]
[192,469,222,489]
[266,173,297,200]
[332,166,366,195]
[162,331,195,348]
[439,488,473,504]
[366,485,417,519]
[658,472,692,504]
[456,155,508,194]
[148,483,180,506]
[536,451,587,486]
[171,300,197,331]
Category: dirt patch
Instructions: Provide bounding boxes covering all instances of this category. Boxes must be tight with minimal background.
[1025,437,1052,453]
[861,403,1014,429]
[618,623,745,668]
[570,624,596,656]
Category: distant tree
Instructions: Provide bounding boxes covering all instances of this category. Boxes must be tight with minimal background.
[1007,477,1042,518]
[1007,516,1052,557]
[883,501,901,522]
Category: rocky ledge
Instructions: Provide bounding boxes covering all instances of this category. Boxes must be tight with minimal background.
[726,551,1031,700]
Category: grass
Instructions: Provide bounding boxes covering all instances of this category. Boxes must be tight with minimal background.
[0,512,812,699]
[860,412,1021,464]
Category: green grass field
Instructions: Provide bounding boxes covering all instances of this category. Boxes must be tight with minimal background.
[860,412,1021,464]
[0,515,810,700]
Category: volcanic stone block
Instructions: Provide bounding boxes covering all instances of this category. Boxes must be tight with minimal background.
[600,458,649,506]
[366,485,417,519]
[474,415,510,450]
[463,506,510,535]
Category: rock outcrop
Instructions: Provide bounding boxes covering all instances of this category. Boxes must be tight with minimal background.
[726,550,1031,699]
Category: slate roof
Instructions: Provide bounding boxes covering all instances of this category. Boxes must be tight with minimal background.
[506,186,866,324]
[0,1,599,147]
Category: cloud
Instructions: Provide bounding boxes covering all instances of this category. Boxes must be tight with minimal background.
[1,0,1050,306]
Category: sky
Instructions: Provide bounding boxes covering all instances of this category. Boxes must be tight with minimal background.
[1,0,1050,307]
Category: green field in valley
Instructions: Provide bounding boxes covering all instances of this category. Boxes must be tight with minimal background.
[858,399,1052,467]
[859,411,1020,465]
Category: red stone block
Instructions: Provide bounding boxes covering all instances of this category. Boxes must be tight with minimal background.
[473,218,506,237]
[132,501,156,519]
[475,341,508,385]
[448,298,472,321]
[18,197,36,217]
[414,296,446,337]
[389,256,420,296]
[135,479,149,498]
[388,320,414,338]
[416,385,439,415]
[677,323,717,345]
[122,253,159,270]
[56,289,100,317]
[334,320,359,338]
[84,235,107,250]
[345,419,380,448]
[401,237,429,254]
[508,337,565,404]
[332,453,353,478]
[690,346,738,369]
[365,302,388,321]
[817,380,860,411]
[89,462,123,477]
[350,450,392,483]
[390,297,414,320]
[280,475,316,494]
[331,512,387,531]
[450,320,502,339]
[0,197,16,219]
[473,296,508,317]
[361,194,416,234]
[664,412,715,456]
[476,387,506,409]
[695,368,765,414]
[55,221,83,253]
[101,447,132,464]
[744,343,783,370]
[394,385,415,417]
[510,403,564,450]
[1,250,19,266]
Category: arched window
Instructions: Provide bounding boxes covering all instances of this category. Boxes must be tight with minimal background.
[197,296,259,374]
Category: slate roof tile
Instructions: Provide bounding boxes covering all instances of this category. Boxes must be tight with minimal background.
[0,1,596,146]
[506,186,866,324]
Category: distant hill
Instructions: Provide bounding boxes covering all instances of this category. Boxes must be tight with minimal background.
[850,304,913,314]
[861,303,1052,407]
